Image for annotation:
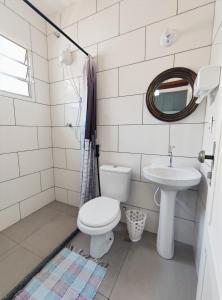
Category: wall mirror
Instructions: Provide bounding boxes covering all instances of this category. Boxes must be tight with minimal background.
[146,67,198,122]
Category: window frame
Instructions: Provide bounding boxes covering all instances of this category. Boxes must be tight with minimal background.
[0,34,32,99]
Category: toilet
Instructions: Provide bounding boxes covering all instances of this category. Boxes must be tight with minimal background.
[77,165,131,258]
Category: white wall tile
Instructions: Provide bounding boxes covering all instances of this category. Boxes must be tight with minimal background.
[127,180,158,211]
[0,153,19,183]
[50,79,80,105]
[20,188,55,218]
[175,218,195,245]
[5,0,46,33]
[33,53,49,82]
[52,127,80,149]
[146,4,214,59]
[61,0,97,27]
[35,80,50,105]
[100,151,141,180]
[53,148,66,169]
[19,149,53,176]
[41,168,54,191]
[170,124,204,157]
[0,3,31,49]
[49,58,64,83]
[65,103,81,126]
[97,0,119,10]
[54,168,80,192]
[68,190,80,207]
[212,0,222,40]
[97,69,119,99]
[38,127,52,149]
[66,149,81,171]
[98,28,145,71]
[47,13,60,35]
[0,204,20,232]
[119,56,174,96]
[47,33,65,60]
[119,125,169,155]
[0,127,38,154]
[174,47,211,72]
[0,173,41,210]
[31,26,47,59]
[47,24,78,59]
[214,23,222,44]
[51,105,65,126]
[97,126,118,151]
[55,187,68,204]
[0,96,15,125]
[176,190,197,221]
[120,0,177,33]
[15,101,51,126]
[79,5,119,46]
[97,95,143,125]
[173,156,200,169]
[178,0,213,13]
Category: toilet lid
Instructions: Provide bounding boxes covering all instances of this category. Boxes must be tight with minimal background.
[78,197,120,228]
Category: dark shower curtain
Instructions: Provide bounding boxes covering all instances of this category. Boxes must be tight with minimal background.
[80,56,97,206]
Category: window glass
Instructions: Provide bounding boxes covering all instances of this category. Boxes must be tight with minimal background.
[0,35,30,97]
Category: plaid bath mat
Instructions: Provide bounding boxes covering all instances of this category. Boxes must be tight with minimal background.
[14,248,107,300]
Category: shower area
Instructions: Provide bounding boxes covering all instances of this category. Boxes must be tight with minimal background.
[0,1,96,297]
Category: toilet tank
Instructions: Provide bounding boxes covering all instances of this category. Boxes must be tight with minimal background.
[100,165,131,202]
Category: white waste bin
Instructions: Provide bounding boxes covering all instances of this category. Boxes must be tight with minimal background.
[126,209,147,242]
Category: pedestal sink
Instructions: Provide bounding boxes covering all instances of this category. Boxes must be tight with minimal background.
[143,165,201,259]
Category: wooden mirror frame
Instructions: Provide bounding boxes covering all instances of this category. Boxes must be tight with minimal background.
[146,67,198,122]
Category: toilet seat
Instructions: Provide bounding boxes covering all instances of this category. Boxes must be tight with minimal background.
[77,196,121,236]
[78,196,120,227]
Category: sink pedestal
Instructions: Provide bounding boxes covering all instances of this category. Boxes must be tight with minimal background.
[157,189,177,259]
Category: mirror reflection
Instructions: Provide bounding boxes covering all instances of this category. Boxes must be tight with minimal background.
[154,78,193,114]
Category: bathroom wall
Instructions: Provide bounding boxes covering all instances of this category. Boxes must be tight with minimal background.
[0,0,54,231]
[48,0,215,246]
[194,0,222,278]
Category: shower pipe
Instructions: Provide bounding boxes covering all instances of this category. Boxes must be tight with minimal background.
[22,0,89,57]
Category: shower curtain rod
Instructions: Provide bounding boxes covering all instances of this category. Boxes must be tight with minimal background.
[22,0,89,57]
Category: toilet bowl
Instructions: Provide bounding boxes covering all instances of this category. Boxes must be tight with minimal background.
[78,196,121,258]
[77,165,131,258]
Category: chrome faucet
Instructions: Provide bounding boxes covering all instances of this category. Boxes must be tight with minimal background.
[168,145,175,168]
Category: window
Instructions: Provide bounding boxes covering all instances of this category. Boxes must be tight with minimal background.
[0,35,31,97]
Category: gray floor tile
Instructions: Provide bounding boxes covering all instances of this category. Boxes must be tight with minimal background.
[110,232,197,300]
[95,292,109,300]
[0,245,41,298]
[21,214,77,258]
[48,201,79,217]
[0,234,17,258]
[2,203,61,243]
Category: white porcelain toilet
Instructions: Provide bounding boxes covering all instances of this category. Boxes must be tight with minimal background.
[77,165,131,258]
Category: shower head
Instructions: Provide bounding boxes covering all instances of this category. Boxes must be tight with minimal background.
[59,48,73,66]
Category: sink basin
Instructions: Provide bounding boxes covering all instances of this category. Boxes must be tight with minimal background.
[143,165,201,191]
[143,165,201,259]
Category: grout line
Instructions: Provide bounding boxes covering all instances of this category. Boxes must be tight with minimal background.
[47,43,211,79]
[17,152,21,177]
[3,1,47,35]
[0,186,54,214]
[0,167,54,184]
[108,241,131,299]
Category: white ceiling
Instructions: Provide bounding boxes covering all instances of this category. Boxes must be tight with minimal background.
[29,0,79,15]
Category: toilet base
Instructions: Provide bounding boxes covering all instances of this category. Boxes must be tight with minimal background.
[90,231,114,259]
